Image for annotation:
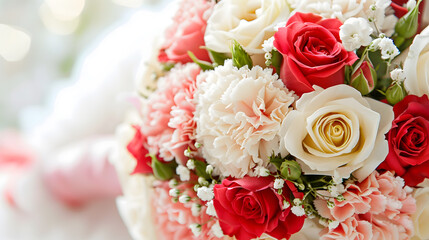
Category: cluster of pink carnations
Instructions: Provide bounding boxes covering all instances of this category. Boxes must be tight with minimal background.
[119,0,429,239]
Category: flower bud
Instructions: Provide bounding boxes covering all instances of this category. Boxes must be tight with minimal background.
[350,61,377,95]
[205,164,214,175]
[280,160,302,181]
[198,177,209,186]
[395,0,421,39]
[386,82,407,105]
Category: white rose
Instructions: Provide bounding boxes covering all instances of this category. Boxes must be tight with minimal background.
[412,180,429,240]
[404,26,429,97]
[289,218,324,240]
[204,0,290,64]
[290,0,397,36]
[195,60,295,178]
[280,85,393,182]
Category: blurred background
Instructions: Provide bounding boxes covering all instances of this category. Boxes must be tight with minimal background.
[0,0,167,132]
[0,1,171,239]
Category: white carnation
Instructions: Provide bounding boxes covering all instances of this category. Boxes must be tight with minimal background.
[340,17,373,51]
[195,60,295,178]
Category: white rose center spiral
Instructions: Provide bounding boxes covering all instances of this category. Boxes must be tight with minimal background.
[303,110,360,158]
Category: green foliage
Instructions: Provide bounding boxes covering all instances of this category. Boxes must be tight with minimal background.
[230,40,253,69]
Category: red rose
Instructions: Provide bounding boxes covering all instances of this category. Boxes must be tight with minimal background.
[213,176,305,240]
[158,0,213,64]
[127,125,153,174]
[379,95,429,186]
[273,12,357,96]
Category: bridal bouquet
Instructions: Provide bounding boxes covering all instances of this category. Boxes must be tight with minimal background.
[114,0,429,239]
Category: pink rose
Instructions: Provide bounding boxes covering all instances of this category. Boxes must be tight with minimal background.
[273,12,357,96]
[158,0,214,64]
[213,176,305,240]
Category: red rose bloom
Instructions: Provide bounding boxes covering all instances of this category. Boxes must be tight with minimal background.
[213,176,305,240]
[273,12,357,96]
[379,95,429,186]
[127,125,153,174]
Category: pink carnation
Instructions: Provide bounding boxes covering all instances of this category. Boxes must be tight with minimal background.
[141,63,201,164]
[152,181,222,240]
[317,171,416,240]
[158,0,214,64]
[320,217,373,240]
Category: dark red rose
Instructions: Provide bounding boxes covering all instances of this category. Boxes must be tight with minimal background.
[127,125,153,174]
[273,12,357,96]
[378,95,429,186]
[213,176,305,240]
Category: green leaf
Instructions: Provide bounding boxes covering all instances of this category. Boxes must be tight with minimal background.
[271,50,282,74]
[269,153,284,170]
[230,40,253,69]
[367,50,388,78]
[188,51,214,71]
[193,160,211,180]
[150,154,177,180]
[344,65,353,85]
[206,48,229,66]
[162,62,175,72]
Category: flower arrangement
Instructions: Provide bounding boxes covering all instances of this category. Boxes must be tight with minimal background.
[113,0,429,239]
